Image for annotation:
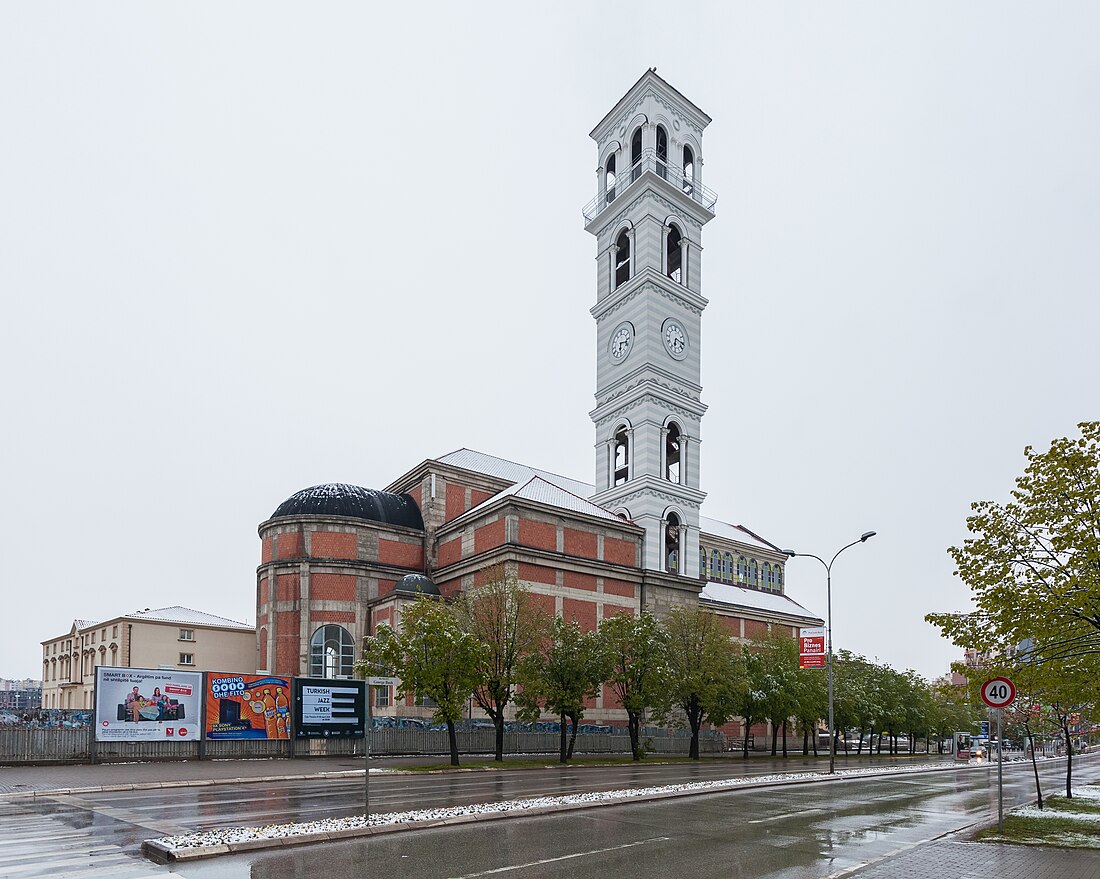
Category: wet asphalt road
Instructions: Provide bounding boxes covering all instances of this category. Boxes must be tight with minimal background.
[2,754,1097,879]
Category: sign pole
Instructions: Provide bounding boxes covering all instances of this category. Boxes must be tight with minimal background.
[997,707,1004,832]
[365,683,372,819]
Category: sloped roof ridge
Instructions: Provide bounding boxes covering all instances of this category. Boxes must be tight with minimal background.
[439,448,588,489]
[125,605,252,630]
[517,476,629,521]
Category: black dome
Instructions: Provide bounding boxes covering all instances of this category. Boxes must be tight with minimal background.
[395,574,440,597]
[271,484,424,530]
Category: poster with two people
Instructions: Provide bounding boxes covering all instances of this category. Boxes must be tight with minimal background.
[94,667,202,741]
[204,673,291,739]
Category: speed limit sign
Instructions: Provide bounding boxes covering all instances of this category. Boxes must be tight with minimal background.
[981,677,1016,708]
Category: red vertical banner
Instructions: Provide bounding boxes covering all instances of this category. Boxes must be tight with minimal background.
[799,627,826,669]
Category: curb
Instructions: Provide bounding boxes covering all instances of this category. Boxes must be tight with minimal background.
[140,762,984,863]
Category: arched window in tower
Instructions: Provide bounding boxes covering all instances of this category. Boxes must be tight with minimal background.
[605,154,617,204]
[665,422,681,483]
[309,625,354,679]
[631,127,643,182]
[737,555,747,584]
[666,224,683,283]
[749,559,759,588]
[613,427,629,485]
[682,145,695,195]
[711,550,722,580]
[699,546,707,578]
[665,513,681,574]
[614,229,630,288]
[656,125,668,179]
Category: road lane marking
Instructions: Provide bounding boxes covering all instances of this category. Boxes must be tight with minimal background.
[747,808,824,823]
[447,836,672,878]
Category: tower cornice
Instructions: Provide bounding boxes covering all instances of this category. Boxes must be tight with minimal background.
[590,70,712,143]
[591,271,708,323]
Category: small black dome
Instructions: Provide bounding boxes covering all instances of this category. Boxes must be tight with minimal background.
[395,574,440,596]
[271,484,424,530]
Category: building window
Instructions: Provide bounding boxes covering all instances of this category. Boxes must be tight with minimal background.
[667,224,682,283]
[723,553,733,582]
[630,126,643,181]
[91,632,96,644]
[699,546,708,578]
[112,625,118,639]
[749,559,759,588]
[605,154,617,204]
[711,550,722,581]
[737,556,747,584]
[665,514,681,574]
[613,427,630,485]
[614,229,631,288]
[309,625,355,679]
[374,686,390,708]
[764,562,773,590]
[665,422,681,483]
[656,125,668,179]
[777,567,784,591]
[179,629,195,642]
[179,653,194,666]
[682,145,695,195]
[415,693,437,709]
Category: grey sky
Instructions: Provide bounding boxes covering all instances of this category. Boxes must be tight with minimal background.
[2,3,1097,682]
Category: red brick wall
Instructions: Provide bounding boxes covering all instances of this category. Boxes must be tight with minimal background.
[437,538,462,567]
[602,684,620,708]
[408,485,422,507]
[527,592,556,616]
[379,539,423,568]
[437,578,462,598]
[261,537,273,563]
[603,536,635,566]
[311,531,357,559]
[563,528,598,559]
[563,571,597,592]
[717,616,741,636]
[258,577,268,606]
[371,607,393,632]
[519,518,556,551]
[377,579,396,598]
[744,619,770,640]
[310,610,355,623]
[445,483,466,521]
[277,531,303,559]
[601,604,634,620]
[311,573,356,602]
[276,574,299,602]
[474,519,506,553]
[518,562,557,586]
[603,578,636,598]
[471,489,494,506]
[275,611,300,675]
[563,598,596,632]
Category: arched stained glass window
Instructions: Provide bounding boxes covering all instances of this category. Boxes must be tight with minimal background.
[699,546,708,578]
[711,550,722,580]
[737,556,747,584]
[749,559,759,587]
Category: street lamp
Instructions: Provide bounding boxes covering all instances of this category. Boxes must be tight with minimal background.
[784,531,876,774]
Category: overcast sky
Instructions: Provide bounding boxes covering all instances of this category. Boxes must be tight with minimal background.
[2,3,1097,683]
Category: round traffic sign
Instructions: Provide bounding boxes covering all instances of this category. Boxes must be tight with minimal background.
[981,677,1016,708]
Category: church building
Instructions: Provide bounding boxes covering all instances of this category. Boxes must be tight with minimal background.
[255,71,822,735]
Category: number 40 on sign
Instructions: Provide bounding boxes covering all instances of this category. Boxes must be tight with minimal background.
[981,677,1016,709]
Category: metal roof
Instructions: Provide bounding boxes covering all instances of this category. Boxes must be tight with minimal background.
[455,476,628,525]
[436,449,596,499]
[700,581,822,623]
[124,606,253,631]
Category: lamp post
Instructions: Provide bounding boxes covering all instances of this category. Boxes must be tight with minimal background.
[784,531,876,774]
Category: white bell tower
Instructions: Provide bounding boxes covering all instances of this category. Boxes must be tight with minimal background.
[585,70,716,578]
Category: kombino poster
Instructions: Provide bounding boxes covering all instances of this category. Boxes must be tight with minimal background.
[204,672,291,739]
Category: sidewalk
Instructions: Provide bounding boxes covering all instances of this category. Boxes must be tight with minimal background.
[850,838,1100,879]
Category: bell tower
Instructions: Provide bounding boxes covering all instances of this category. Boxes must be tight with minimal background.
[585,70,716,578]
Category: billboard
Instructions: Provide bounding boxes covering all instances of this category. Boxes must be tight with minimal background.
[799,627,826,669]
[94,667,202,741]
[293,678,366,739]
[204,673,291,739]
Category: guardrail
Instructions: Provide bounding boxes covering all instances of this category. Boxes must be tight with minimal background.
[582,149,718,222]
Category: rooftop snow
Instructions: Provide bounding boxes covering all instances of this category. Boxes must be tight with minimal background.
[700,581,822,622]
[454,476,629,526]
[125,606,253,630]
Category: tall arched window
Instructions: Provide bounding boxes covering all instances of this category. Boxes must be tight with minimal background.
[723,552,734,582]
[764,562,773,590]
[631,127,643,181]
[699,546,708,578]
[605,154,617,204]
[665,513,681,574]
[749,559,759,588]
[613,426,629,485]
[656,125,668,179]
[737,555,747,584]
[711,550,722,580]
[666,224,683,283]
[309,625,354,679]
[776,566,784,591]
[665,422,681,483]
[682,145,695,195]
[614,229,630,288]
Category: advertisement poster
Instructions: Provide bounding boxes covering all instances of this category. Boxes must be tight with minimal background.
[204,673,291,739]
[95,667,202,741]
[293,678,365,739]
[799,627,826,669]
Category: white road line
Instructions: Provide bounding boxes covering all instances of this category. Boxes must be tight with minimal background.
[746,807,824,823]
[447,836,672,878]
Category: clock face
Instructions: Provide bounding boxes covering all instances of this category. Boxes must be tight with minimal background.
[663,320,688,359]
[609,322,634,361]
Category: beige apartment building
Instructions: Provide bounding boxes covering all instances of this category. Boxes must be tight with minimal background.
[41,606,255,709]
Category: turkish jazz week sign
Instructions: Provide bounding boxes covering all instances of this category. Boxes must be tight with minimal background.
[293,677,366,738]
[95,667,202,741]
[204,673,292,739]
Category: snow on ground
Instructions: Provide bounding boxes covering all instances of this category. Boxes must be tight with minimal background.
[153,761,973,851]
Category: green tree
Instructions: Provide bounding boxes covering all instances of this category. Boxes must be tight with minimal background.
[927,422,1100,675]
[656,607,742,759]
[453,565,548,762]
[732,645,767,758]
[515,617,606,763]
[793,661,828,756]
[599,611,668,761]
[755,631,800,757]
[356,596,483,767]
